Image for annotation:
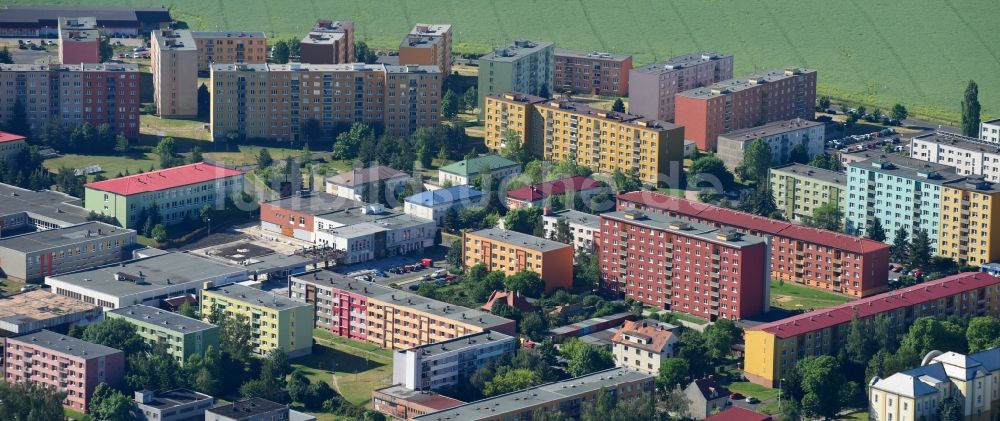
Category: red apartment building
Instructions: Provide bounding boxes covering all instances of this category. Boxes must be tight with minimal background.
[299,20,355,64]
[618,191,890,297]
[597,209,769,320]
[674,67,817,151]
[4,330,125,411]
[553,49,632,96]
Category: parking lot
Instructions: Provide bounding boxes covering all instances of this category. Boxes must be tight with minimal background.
[328,245,452,288]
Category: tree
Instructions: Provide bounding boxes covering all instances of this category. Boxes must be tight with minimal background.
[818,97,831,110]
[611,168,643,193]
[611,98,625,113]
[154,137,179,168]
[867,217,887,242]
[937,397,963,421]
[188,146,203,164]
[178,302,198,319]
[562,339,615,377]
[966,316,1000,353]
[83,318,145,356]
[900,317,967,357]
[301,118,323,146]
[688,154,734,191]
[197,83,210,118]
[500,130,531,166]
[737,185,779,218]
[843,316,876,366]
[788,143,809,164]
[805,202,843,231]
[554,217,572,244]
[519,312,547,340]
[0,381,66,421]
[504,271,545,298]
[703,318,741,361]
[150,224,168,242]
[441,90,460,119]
[0,46,13,64]
[5,98,29,136]
[354,40,378,63]
[573,248,600,291]
[113,134,130,153]
[89,383,130,421]
[99,36,114,62]
[272,40,290,64]
[736,138,772,184]
[891,103,909,122]
[962,80,981,137]
[809,153,841,171]
[484,368,541,396]
[890,226,909,263]
[463,87,478,112]
[795,356,847,419]
[446,239,463,269]
[332,122,374,160]
[126,343,184,393]
[657,358,689,390]
[257,148,274,169]
[907,229,932,270]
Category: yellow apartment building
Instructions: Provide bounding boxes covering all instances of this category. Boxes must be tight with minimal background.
[483,93,547,155]
[462,227,574,293]
[939,177,1000,266]
[201,283,313,358]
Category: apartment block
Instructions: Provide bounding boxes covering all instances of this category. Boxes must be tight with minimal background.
[744,272,1000,387]
[107,304,220,365]
[483,95,685,185]
[300,20,354,65]
[910,131,1000,182]
[597,209,769,320]
[84,162,245,229]
[716,119,826,171]
[845,154,963,251]
[4,330,125,411]
[259,192,365,242]
[618,191,891,297]
[769,164,847,223]
[869,349,1000,421]
[151,29,198,117]
[372,385,464,420]
[0,63,141,138]
[399,24,452,75]
[542,209,600,252]
[211,62,442,139]
[611,320,678,375]
[393,330,517,390]
[0,221,135,282]
[324,165,411,202]
[289,270,516,350]
[404,185,484,225]
[938,177,1000,266]
[553,49,632,96]
[477,40,554,112]
[675,67,817,151]
[132,389,216,421]
[982,119,1000,144]
[0,131,27,162]
[628,52,733,122]
[57,17,100,64]
[414,368,655,421]
[437,154,522,186]
[505,176,608,209]
[0,290,101,336]
[191,31,267,72]
[463,228,574,293]
[200,284,313,358]
[314,209,436,265]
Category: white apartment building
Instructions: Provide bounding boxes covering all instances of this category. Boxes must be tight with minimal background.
[981,119,1000,144]
[611,320,678,375]
[909,131,1000,182]
[541,209,599,253]
[314,207,435,265]
[392,331,516,390]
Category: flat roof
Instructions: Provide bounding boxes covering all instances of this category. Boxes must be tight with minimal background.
[555,48,630,62]
[544,209,600,229]
[374,385,465,411]
[848,153,962,185]
[479,40,553,63]
[632,51,732,74]
[466,228,573,253]
[548,312,635,335]
[602,210,768,247]
[911,131,1000,154]
[326,165,409,188]
[108,304,216,334]
[85,163,243,196]
[401,34,442,49]
[293,270,513,329]
[204,283,310,311]
[210,62,441,74]
[208,397,286,418]
[153,29,196,51]
[414,368,653,421]
[0,183,89,226]
[0,222,130,253]
[0,290,100,330]
[402,330,514,358]
[202,242,314,274]
[770,164,847,186]
[719,119,824,141]
[0,5,170,25]
[191,31,266,39]
[0,131,26,144]
[11,329,120,359]
[1,63,140,73]
[678,67,815,100]
[941,177,1000,194]
[409,23,452,37]
[491,92,550,105]
[136,388,214,410]
[46,252,244,298]
[536,99,678,131]
[438,155,520,177]
[405,185,484,207]
[261,192,365,216]
[983,118,1000,125]
[315,206,423,227]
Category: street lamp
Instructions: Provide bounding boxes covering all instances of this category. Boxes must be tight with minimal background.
[207,218,212,235]
[778,377,785,413]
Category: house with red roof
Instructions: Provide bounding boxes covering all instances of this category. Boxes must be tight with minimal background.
[84,162,244,229]
[0,131,26,162]
[480,290,536,313]
[505,176,608,209]
[611,319,678,374]
[617,191,891,298]
[705,407,772,421]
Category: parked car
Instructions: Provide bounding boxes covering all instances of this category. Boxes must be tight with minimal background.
[745,397,760,404]
[407,283,420,291]
[132,46,147,52]
[20,284,39,292]
[729,392,744,400]
[444,274,457,282]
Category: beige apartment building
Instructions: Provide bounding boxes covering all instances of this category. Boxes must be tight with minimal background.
[211,63,442,140]
[151,29,198,117]
[398,24,452,75]
[191,31,267,72]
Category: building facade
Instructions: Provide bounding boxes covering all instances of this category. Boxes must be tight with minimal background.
[299,20,354,65]
[200,284,312,358]
[463,228,574,293]
[0,63,141,138]
[597,210,769,320]
[481,93,547,156]
[743,272,1000,387]
[0,131,26,162]
[0,290,101,336]
[206,397,315,421]
[132,389,216,421]
[84,162,245,229]
[0,221,134,282]
[628,52,734,123]
[107,304,220,365]
[716,119,826,171]
[57,17,100,64]
[553,49,632,96]
[151,29,198,117]
[404,185,484,225]
[981,119,1000,144]
[910,131,1000,183]
[477,40,554,112]
[259,192,365,242]
[371,385,464,420]
[769,164,847,223]
[314,212,436,265]
[290,270,515,350]
[611,320,678,375]
[618,191,891,297]
[542,209,599,252]
[675,67,817,151]
[191,31,267,72]
[211,63,442,139]
[324,165,411,202]
[0,5,171,38]
[4,330,125,411]
[392,331,516,390]
[399,24,452,75]
[684,377,731,420]
[937,177,1000,266]
[437,154,522,186]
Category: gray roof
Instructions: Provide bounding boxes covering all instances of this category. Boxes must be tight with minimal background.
[204,284,310,311]
[544,209,600,229]
[0,183,89,226]
[848,153,963,185]
[292,270,513,329]
[108,304,216,334]
[414,368,654,421]
[479,40,553,63]
[135,388,214,410]
[0,222,131,254]
[870,349,1000,398]
[0,63,138,72]
[326,165,409,188]
[190,31,266,39]
[548,312,636,336]
[632,52,731,74]
[601,211,768,247]
[467,228,573,253]
[315,206,421,227]
[401,34,443,49]
[678,67,815,99]
[207,398,286,419]
[555,48,630,62]
[11,329,121,359]
[211,63,440,74]
[719,118,824,141]
[770,164,847,186]
[401,330,514,358]
[911,131,1000,154]
[0,5,170,24]
[262,192,365,217]
[46,252,245,298]
[409,23,452,37]
[153,29,196,51]
[983,118,1000,125]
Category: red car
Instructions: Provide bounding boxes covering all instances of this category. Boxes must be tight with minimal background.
[729,392,744,400]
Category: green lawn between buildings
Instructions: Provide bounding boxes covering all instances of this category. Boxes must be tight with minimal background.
[769,279,854,311]
[291,330,393,407]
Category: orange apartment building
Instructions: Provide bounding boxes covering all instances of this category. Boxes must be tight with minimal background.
[299,20,354,64]
[462,227,574,293]
[554,48,632,96]
[398,24,452,75]
[210,62,442,140]
[191,31,267,72]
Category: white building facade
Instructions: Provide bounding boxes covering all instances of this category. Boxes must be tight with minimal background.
[392,331,516,390]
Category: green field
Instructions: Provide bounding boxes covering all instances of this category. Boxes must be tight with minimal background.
[769,279,854,311]
[11,0,1000,122]
[297,330,393,406]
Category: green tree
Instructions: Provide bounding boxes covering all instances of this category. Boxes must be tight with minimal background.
[844,316,876,366]
[796,355,847,419]
[442,89,460,119]
[150,224,168,242]
[154,137,179,168]
[818,97,831,110]
[484,368,542,396]
[5,98,30,136]
[736,138,772,184]
[198,83,210,118]
[464,86,478,112]
[900,317,967,357]
[611,168,643,193]
[188,146,203,164]
[562,339,615,377]
[0,46,13,64]
[113,134,130,153]
[907,228,933,270]
[500,130,531,165]
[554,217,572,244]
[688,154,734,190]
[126,343,184,392]
[656,358,689,390]
[332,122,374,160]
[89,383,130,421]
[178,302,198,319]
[573,248,600,291]
[272,40,290,64]
[737,185,779,218]
[962,80,981,137]
[446,239,463,269]
[806,202,843,231]
[519,312,548,340]
[809,153,841,171]
[966,316,1000,353]
[891,104,909,122]
[83,317,146,356]
[890,226,909,263]
[257,148,274,169]
[0,381,66,421]
[867,217,887,242]
[611,98,625,113]
[504,271,545,298]
[788,143,809,164]
[99,36,114,62]
[937,397,963,421]
[354,40,378,63]
[703,318,741,361]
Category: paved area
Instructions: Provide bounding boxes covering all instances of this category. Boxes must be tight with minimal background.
[328,245,451,287]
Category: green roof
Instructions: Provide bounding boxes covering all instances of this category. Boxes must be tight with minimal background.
[438,155,520,177]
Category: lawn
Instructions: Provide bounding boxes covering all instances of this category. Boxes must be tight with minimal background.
[769,279,854,311]
[726,381,780,402]
[43,152,160,180]
[0,277,26,295]
[294,331,393,406]
[11,0,999,122]
[64,407,93,421]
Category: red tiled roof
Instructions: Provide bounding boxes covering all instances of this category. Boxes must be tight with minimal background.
[617,191,890,254]
[610,320,675,353]
[481,290,535,313]
[85,163,243,196]
[751,272,1000,338]
[706,407,772,421]
[0,131,26,143]
[507,176,607,202]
